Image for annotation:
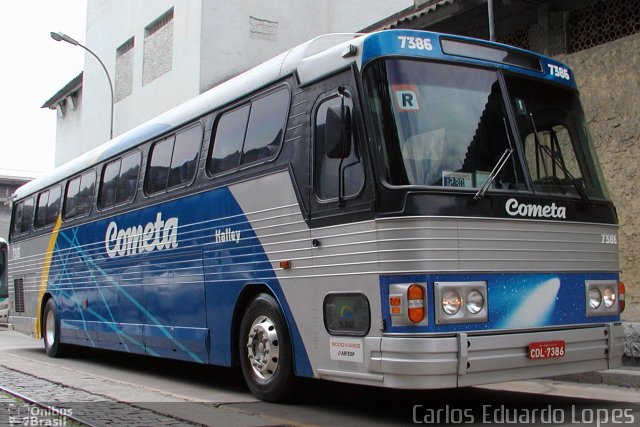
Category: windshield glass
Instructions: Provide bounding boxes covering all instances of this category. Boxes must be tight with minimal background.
[506,74,609,200]
[0,244,7,298]
[364,59,609,201]
[365,59,524,191]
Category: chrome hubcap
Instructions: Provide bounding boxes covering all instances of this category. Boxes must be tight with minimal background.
[246,315,280,380]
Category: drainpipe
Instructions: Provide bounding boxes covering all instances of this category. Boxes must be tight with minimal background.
[488,0,496,41]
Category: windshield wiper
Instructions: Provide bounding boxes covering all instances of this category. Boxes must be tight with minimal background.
[474,118,515,200]
[474,147,514,200]
[528,113,593,206]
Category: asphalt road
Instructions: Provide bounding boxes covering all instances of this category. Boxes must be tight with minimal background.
[1,328,638,426]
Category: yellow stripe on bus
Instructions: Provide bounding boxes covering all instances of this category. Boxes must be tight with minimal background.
[34,215,63,339]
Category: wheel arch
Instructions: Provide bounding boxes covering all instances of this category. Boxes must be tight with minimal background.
[39,292,54,336]
[231,281,314,379]
[231,283,277,367]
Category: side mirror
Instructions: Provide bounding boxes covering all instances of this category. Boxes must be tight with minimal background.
[325,104,352,159]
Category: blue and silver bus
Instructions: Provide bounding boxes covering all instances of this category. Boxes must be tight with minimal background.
[9,30,624,401]
[0,237,8,324]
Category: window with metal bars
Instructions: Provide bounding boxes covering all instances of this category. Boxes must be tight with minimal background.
[568,0,640,53]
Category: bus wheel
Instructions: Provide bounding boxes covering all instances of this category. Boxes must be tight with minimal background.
[239,294,295,402]
[43,299,67,358]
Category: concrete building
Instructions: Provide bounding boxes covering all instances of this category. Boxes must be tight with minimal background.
[0,171,37,240]
[44,0,413,166]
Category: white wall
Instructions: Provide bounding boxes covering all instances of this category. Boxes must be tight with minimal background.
[84,0,202,141]
[199,0,413,92]
[56,0,203,166]
[54,88,84,166]
[326,0,413,33]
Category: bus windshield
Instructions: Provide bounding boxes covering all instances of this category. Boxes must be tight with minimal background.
[364,59,609,200]
[505,74,609,200]
[0,243,7,299]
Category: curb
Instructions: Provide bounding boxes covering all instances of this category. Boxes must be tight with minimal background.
[550,321,640,389]
[554,365,640,389]
[623,321,640,358]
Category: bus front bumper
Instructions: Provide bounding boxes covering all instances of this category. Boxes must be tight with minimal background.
[318,324,624,389]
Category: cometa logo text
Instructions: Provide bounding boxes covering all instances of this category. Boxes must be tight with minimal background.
[505,198,567,219]
[105,212,179,258]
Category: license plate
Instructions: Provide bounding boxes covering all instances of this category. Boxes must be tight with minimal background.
[528,340,566,359]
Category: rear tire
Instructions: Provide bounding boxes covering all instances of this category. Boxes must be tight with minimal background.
[238,294,296,402]
[43,299,68,358]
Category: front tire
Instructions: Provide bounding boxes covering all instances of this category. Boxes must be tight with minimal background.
[239,294,296,402]
[43,299,68,358]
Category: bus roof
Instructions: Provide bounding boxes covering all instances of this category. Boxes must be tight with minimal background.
[14,30,574,202]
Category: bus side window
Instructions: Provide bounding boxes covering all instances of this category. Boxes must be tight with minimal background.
[209,105,250,175]
[64,176,81,219]
[77,170,96,216]
[146,124,201,195]
[146,137,174,194]
[101,152,140,208]
[209,86,289,176]
[34,186,61,229]
[35,191,49,229]
[46,186,62,226]
[100,158,122,209]
[241,88,289,165]
[64,170,96,220]
[167,124,203,188]
[116,152,141,203]
[314,95,364,201]
[12,201,24,236]
[18,198,34,235]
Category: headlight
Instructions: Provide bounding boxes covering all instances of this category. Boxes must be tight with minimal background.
[435,281,488,325]
[442,290,462,315]
[603,287,616,308]
[588,288,602,309]
[0,303,8,311]
[466,289,484,314]
[586,280,619,317]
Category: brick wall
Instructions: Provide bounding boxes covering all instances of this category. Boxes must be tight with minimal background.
[557,32,640,321]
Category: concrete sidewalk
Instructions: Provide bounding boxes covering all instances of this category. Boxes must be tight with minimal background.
[554,361,640,389]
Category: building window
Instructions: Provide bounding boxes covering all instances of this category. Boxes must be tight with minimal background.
[115,37,135,102]
[143,7,174,85]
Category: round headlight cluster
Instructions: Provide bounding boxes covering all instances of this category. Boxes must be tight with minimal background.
[588,288,602,309]
[442,289,485,315]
